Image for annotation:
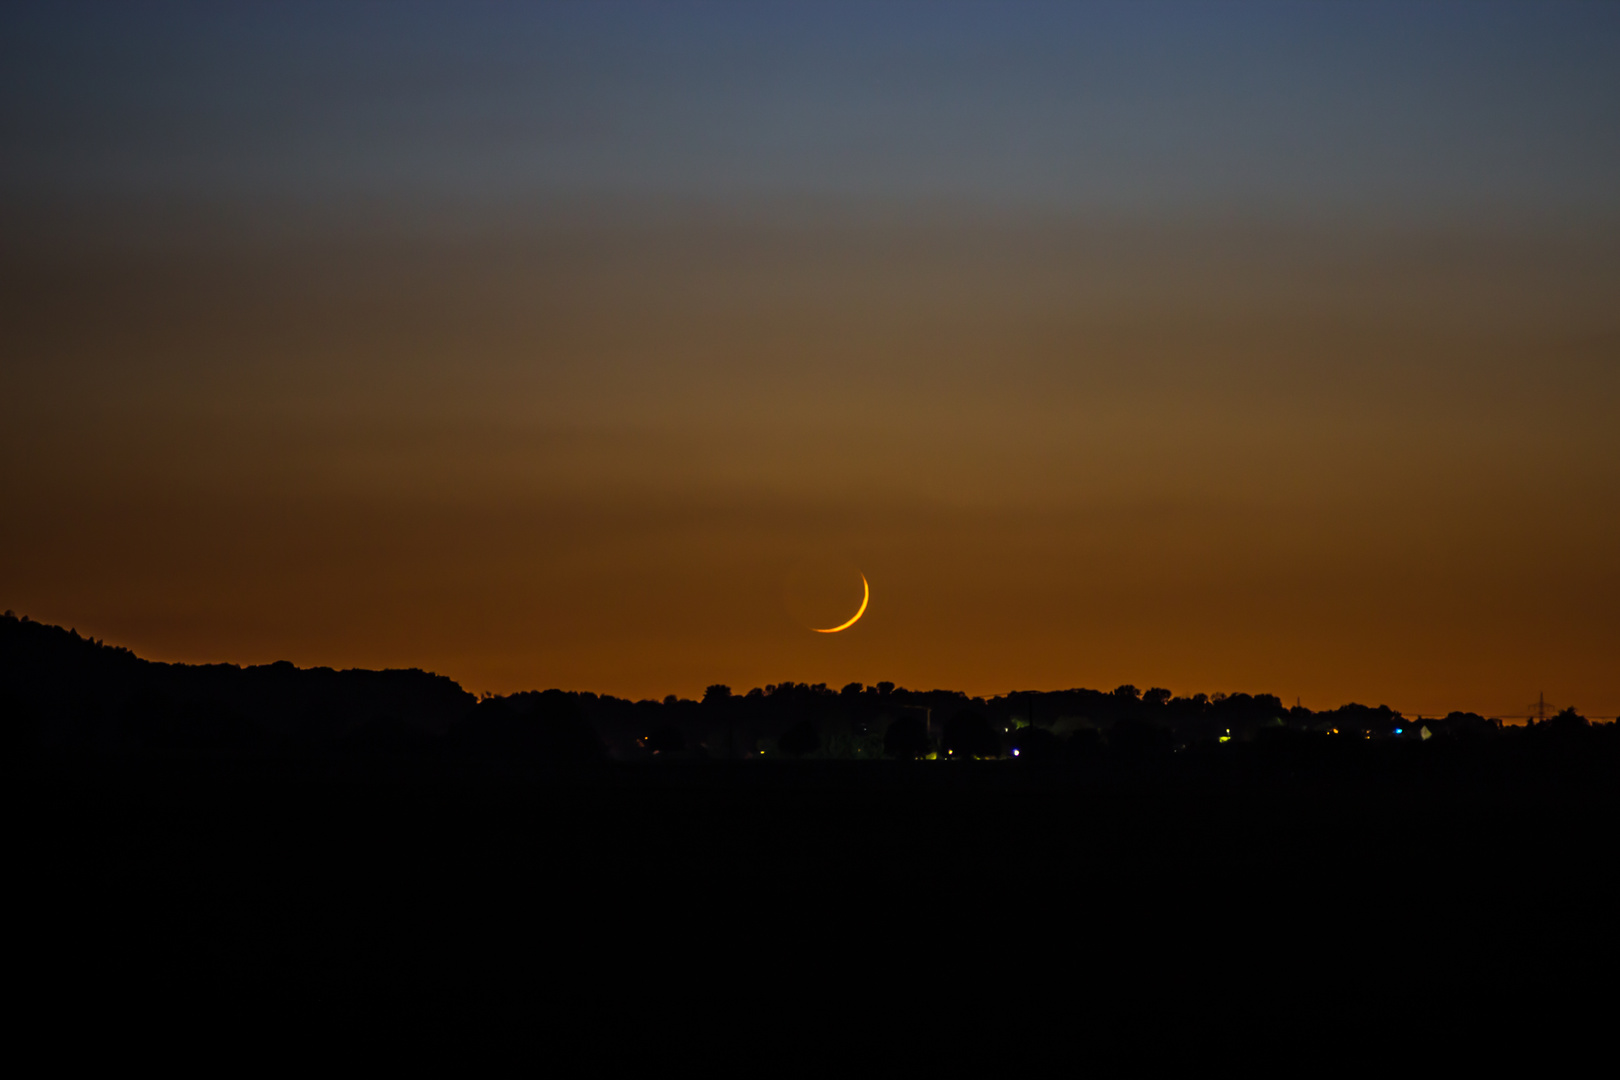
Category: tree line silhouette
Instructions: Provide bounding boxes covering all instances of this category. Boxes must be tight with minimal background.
[8,610,1617,1029]
[5,610,1611,775]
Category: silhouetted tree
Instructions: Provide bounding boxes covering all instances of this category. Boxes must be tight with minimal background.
[1063,728,1103,760]
[883,716,929,759]
[779,719,820,757]
[646,724,686,755]
[1549,706,1588,730]
[450,691,606,764]
[1108,718,1171,759]
[340,714,432,759]
[942,711,999,758]
[1008,726,1059,760]
[528,690,607,763]
[1439,711,1498,741]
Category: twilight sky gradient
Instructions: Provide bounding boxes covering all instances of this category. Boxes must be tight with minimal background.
[3,2,1617,714]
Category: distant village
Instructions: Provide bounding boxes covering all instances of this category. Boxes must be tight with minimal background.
[4,610,1611,766]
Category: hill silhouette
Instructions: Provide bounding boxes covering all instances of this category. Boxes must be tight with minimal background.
[4,611,1614,771]
[2,611,473,758]
[6,610,1616,1034]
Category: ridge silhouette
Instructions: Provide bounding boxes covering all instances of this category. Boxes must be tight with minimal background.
[4,611,1613,771]
[6,610,1615,1034]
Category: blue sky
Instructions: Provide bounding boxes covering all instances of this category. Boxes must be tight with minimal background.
[5,1,1618,219]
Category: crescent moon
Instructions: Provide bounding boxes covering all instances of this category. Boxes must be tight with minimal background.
[813,574,869,633]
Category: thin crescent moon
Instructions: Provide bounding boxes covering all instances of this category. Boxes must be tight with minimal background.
[813,574,869,634]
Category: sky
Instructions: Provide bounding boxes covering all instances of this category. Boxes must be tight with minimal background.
[3,1,1617,715]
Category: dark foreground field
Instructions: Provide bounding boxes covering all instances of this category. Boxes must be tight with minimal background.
[8,615,1614,1041]
[16,751,1617,1040]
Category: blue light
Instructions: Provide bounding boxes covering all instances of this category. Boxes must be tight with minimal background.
[1394,728,1402,734]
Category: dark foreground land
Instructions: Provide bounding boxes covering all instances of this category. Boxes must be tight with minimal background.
[7,613,1617,1037]
[18,753,1620,1030]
